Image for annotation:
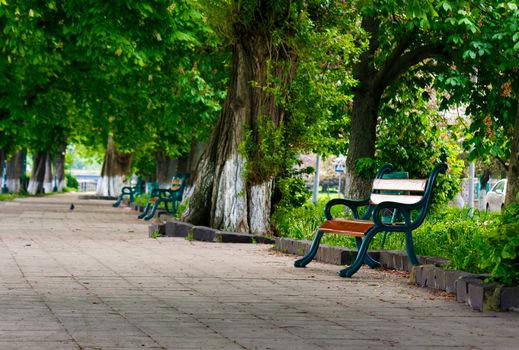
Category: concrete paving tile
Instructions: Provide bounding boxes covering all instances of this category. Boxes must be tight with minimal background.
[0,341,79,350]
[1,194,519,350]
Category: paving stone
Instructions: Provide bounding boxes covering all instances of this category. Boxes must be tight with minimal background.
[174,221,194,238]
[192,226,217,242]
[252,235,275,244]
[1,193,518,350]
[467,281,502,312]
[445,270,472,294]
[456,275,480,303]
[148,224,165,237]
[164,220,178,237]
[501,287,519,311]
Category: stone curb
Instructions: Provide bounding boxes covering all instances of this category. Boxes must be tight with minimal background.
[149,220,275,245]
[274,237,519,312]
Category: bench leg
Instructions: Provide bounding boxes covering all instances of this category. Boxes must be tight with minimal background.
[355,237,380,269]
[339,229,379,277]
[405,230,420,266]
[294,230,324,268]
[113,194,124,208]
[137,202,151,219]
[144,200,161,221]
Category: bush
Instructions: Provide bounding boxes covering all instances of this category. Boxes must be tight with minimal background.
[66,173,78,189]
[275,176,311,209]
[478,198,519,285]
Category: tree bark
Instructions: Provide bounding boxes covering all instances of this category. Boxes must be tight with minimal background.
[6,151,24,193]
[43,153,53,194]
[183,30,291,234]
[505,98,519,205]
[27,152,48,195]
[96,136,132,197]
[344,16,382,199]
[55,149,66,191]
[155,151,178,188]
[344,93,381,199]
[0,149,5,191]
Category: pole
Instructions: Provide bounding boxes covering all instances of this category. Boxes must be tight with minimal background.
[468,162,475,209]
[2,160,7,193]
[312,155,320,205]
[338,173,342,198]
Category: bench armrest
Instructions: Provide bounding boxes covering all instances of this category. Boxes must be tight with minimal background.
[150,188,182,199]
[324,198,370,220]
[120,186,136,194]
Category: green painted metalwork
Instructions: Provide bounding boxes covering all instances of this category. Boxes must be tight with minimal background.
[295,163,448,278]
[113,178,143,208]
[138,174,188,221]
[379,171,409,248]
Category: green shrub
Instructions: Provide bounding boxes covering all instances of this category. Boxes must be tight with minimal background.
[134,194,149,206]
[478,198,519,285]
[66,173,78,189]
[0,193,20,201]
[275,176,311,209]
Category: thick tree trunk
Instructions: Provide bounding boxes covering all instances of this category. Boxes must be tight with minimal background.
[181,141,206,202]
[155,151,178,188]
[27,152,48,195]
[55,149,66,191]
[0,150,5,192]
[505,98,519,205]
[6,151,24,193]
[344,93,381,199]
[343,16,382,199]
[183,33,290,234]
[96,136,132,197]
[43,153,53,194]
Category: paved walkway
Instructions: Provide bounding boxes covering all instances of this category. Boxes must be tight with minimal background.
[0,193,518,350]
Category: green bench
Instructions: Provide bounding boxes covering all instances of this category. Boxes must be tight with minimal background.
[294,163,447,277]
[113,178,143,208]
[137,174,187,221]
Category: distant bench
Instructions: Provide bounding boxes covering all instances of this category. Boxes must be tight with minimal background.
[113,178,142,208]
[138,174,187,221]
[295,163,447,277]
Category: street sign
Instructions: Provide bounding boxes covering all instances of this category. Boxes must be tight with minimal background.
[334,164,344,173]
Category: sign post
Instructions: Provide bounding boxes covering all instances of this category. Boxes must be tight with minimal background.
[333,156,345,198]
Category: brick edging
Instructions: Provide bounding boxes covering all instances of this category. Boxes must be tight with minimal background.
[274,237,519,312]
[148,220,275,245]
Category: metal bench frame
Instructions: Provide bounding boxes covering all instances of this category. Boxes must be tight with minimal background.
[294,163,448,277]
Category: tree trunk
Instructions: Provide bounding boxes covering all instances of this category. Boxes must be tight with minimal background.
[183,33,290,234]
[6,150,24,193]
[43,153,53,194]
[181,141,206,201]
[0,149,5,192]
[27,152,48,195]
[505,98,519,205]
[343,16,382,199]
[55,149,66,191]
[185,140,205,177]
[96,136,132,197]
[155,151,178,188]
[344,93,381,199]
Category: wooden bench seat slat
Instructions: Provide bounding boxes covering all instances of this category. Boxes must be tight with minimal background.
[372,179,427,192]
[319,218,373,237]
[370,193,423,205]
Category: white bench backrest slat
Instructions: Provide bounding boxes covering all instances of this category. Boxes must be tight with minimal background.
[370,193,423,205]
[372,179,427,192]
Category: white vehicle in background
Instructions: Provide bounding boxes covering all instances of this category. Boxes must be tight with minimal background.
[486,179,507,212]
